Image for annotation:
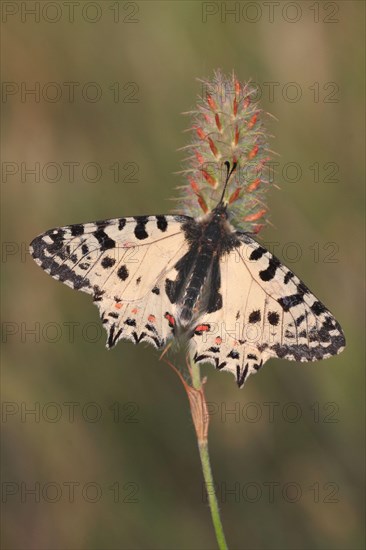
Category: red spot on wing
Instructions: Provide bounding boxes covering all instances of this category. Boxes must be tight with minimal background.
[131,308,139,314]
[164,312,175,327]
[195,324,211,334]
[115,303,122,310]
[215,337,222,345]
[148,314,156,323]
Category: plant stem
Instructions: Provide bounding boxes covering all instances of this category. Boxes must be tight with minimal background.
[161,352,228,548]
[197,440,228,550]
[190,359,228,550]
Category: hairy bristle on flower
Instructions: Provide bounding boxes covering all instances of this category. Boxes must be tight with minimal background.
[177,70,273,232]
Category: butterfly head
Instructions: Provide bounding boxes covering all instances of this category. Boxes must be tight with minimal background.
[212,202,228,221]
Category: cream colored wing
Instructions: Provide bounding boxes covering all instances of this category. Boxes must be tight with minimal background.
[191,233,345,387]
[30,215,190,349]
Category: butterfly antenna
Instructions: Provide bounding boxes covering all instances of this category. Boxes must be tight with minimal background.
[218,161,237,205]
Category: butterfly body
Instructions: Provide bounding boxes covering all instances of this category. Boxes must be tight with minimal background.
[168,204,240,326]
[30,207,345,388]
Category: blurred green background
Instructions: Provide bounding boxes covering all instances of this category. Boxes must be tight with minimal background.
[1,1,365,549]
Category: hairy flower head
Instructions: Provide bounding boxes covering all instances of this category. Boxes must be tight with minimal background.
[178,70,273,233]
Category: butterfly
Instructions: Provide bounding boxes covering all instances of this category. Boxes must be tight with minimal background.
[30,162,345,388]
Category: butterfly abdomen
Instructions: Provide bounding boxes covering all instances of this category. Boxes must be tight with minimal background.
[177,209,237,324]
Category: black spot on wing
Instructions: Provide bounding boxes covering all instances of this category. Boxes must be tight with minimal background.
[295,314,306,326]
[42,229,65,252]
[249,310,261,323]
[236,364,249,388]
[249,246,266,261]
[259,257,281,282]
[71,224,84,237]
[253,360,263,371]
[156,215,168,232]
[267,311,280,326]
[118,218,126,230]
[284,271,294,284]
[93,285,105,302]
[107,324,123,348]
[278,293,304,312]
[93,229,116,251]
[193,352,209,362]
[134,216,149,240]
[117,265,129,281]
[311,301,327,315]
[101,256,116,269]
[152,286,160,295]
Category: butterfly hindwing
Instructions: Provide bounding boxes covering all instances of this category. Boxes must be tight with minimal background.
[191,232,346,388]
[30,215,192,349]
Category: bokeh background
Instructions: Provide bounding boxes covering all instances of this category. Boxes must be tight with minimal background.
[1,1,365,549]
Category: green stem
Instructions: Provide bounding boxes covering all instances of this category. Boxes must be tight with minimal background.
[190,359,228,550]
[198,441,228,550]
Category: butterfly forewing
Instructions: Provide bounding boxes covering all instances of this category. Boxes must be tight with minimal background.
[30,215,191,349]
